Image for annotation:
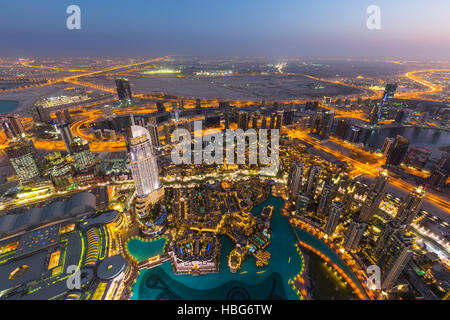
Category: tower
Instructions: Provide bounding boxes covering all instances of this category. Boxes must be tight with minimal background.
[317,182,336,217]
[359,171,389,223]
[395,186,426,228]
[304,165,322,198]
[5,139,40,185]
[325,201,343,235]
[287,161,304,201]
[386,135,410,166]
[57,123,74,154]
[377,233,413,289]
[127,126,161,203]
[343,220,366,251]
[115,78,132,103]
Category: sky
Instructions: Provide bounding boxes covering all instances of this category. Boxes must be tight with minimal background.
[0,0,449,59]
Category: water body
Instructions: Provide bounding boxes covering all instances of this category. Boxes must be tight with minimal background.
[365,127,449,156]
[0,100,19,113]
[130,196,362,300]
[126,237,167,262]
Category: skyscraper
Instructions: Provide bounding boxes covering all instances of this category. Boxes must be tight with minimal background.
[304,165,322,198]
[35,105,51,123]
[386,135,410,166]
[295,194,310,216]
[382,83,398,106]
[275,110,284,130]
[5,115,25,138]
[57,123,74,153]
[237,111,249,131]
[429,154,449,187]
[127,125,162,207]
[373,220,401,260]
[394,186,426,228]
[317,182,336,217]
[325,201,343,235]
[115,78,132,103]
[71,137,95,172]
[359,171,389,223]
[147,123,161,148]
[287,161,304,200]
[381,137,394,156]
[343,220,367,251]
[5,139,40,184]
[46,152,74,191]
[377,233,413,289]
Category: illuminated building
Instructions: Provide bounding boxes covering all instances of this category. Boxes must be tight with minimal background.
[304,165,322,198]
[359,171,389,223]
[3,115,25,139]
[237,111,249,131]
[284,110,294,126]
[146,123,161,148]
[310,110,334,139]
[377,233,413,289]
[429,154,449,187]
[343,219,366,250]
[4,139,40,184]
[381,137,394,156]
[295,194,310,216]
[220,101,230,130]
[317,182,336,217]
[126,125,162,216]
[382,83,398,106]
[35,105,51,123]
[46,152,75,191]
[270,113,276,129]
[71,137,95,172]
[57,123,74,153]
[404,147,431,170]
[115,78,132,103]
[276,110,284,130]
[342,182,356,213]
[394,186,426,228]
[348,127,360,143]
[335,119,351,140]
[287,161,304,200]
[156,101,166,113]
[325,201,342,235]
[163,124,171,145]
[386,135,410,166]
[374,220,401,260]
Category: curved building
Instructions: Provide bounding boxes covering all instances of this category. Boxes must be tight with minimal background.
[127,126,163,217]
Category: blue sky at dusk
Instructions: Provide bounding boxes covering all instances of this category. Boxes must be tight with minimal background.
[1,0,449,59]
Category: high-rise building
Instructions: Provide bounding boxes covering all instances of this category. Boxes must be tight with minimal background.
[156,102,166,113]
[57,123,74,153]
[304,165,322,198]
[163,124,171,146]
[220,101,231,130]
[319,110,335,138]
[127,125,161,200]
[237,111,249,131]
[295,194,310,216]
[429,154,449,187]
[405,147,431,170]
[287,161,304,200]
[147,123,161,148]
[377,233,413,289]
[342,181,356,213]
[284,110,295,126]
[115,78,132,102]
[359,171,389,222]
[275,110,284,130]
[195,99,202,114]
[386,135,410,166]
[5,115,25,138]
[46,152,74,191]
[71,137,95,172]
[373,220,401,260]
[325,201,343,235]
[382,84,398,106]
[395,186,426,228]
[348,127,360,143]
[35,105,51,123]
[5,139,40,184]
[335,119,351,140]
[317,182,336,217]
[270,113,276,129]
[381,137,394,156]
[343,220,367,250]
